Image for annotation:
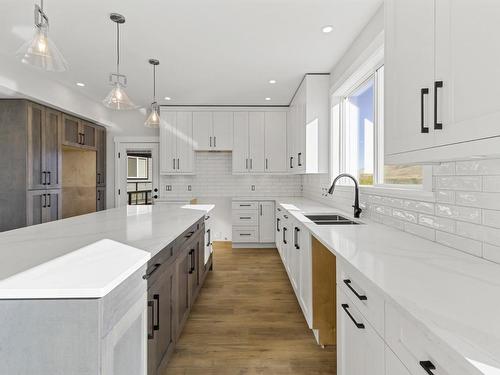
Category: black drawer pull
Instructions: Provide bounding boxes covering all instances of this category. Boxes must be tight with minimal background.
[47,171,51,185]
[147,300,155,339]
[239,204,251,207]
[153,294,160,331]
[283,227,287,244]
[343,279,367,301]
[276,217,280,232]
[240,216,252,220]
[419,360,436,375]
[283,214,288,219]
[143,263,161,280]
[184,231,195,239]
[341,304,365,329]
[294,227,300,249]
[421,88,430,133]
[205,215,210,220]
[42,171,47,185]
[239,233,251,236]
[434,81,443,130]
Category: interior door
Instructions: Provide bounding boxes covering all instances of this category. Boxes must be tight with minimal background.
[160,112,177,174]
[384,0,435,155]
[27,103,45,190]
[212,112,233,151]
[232,112,249,173]
[248,112,265,172]
[192,112,212,150]
[264,112,287,172]
[44,109,62,189]
[175,112,194,173]
[434,0,500,146]
[258,202,275,243]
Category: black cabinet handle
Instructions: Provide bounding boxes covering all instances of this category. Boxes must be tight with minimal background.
[214,136,216,147]
[260,204,263,216]
[189,249,195,274]
[47,171,51,185]
[276,218,280,232]
[205,215,210,220]
[298,152,302,166]
[240,216,251,220]
[239,233,251,236]
[154,188,158,192]
[42,171,47,185]
[294,227,300,249]
[419,360,436,375]
[97,173,101,184]
[147,300,155,339]
[434,81,443,130]
[421,88,430,133]
[177,158,180,170]
[154,195,158,199]
[42,193,47,208]
[209,136,212,147]
[207,228,211,246]
[142,263,161,280]
[343,279,367,301]
[173,158,176,170]
[290,156,294,168]
[283,214,288,219]
[82,133,85,145]
[265,158,268,170]
[341,304,365,329]
[185,231,195,239]
[239,204,251,207]
[283,227,287,244]
[47,193,51,208]
[153,294,160,331]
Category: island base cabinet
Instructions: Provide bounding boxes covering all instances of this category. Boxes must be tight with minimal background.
[337,287,385,375]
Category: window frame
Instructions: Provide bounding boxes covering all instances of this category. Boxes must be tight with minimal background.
[127,156,149,180]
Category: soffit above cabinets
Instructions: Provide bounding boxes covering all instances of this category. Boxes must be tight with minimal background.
[0,0,381,106]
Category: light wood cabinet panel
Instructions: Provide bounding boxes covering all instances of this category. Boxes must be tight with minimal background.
[96,127,106,186]
[62,114,81,146]
[27,103,45,190]
[44,109,62,189]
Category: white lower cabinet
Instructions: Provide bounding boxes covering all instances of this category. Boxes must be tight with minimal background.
[232,200,275,245]
[337,287,385,375]
[259,201,275,242]
[385,346,411,375]
[294,219,312,327]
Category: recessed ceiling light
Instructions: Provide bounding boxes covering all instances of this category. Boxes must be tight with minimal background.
[269,80,276,84]
[265,97,271,101]
[164,96,171,100]
[76,82,85,87]
[322,25,334,33]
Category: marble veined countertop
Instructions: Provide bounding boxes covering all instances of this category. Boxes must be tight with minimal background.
[275,197,500,375]
[0,204,214,299]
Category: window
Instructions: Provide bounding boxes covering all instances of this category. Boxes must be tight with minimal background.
[127,156,149,180]
[336,65,422,187]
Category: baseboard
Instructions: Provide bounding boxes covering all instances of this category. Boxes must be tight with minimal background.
[232,242,276,249]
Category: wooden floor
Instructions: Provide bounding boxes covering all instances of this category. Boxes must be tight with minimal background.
[164,244,336,375]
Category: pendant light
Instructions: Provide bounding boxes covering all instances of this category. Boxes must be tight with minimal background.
[103,13,136,110]
[16,0,68,72]
[145,59,160,128]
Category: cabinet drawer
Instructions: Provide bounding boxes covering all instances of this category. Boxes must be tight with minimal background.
[337,259,384,336]
[232,227,259,243]
[386,302,475,375]
[232,210,258,226]
[232,201,258,210]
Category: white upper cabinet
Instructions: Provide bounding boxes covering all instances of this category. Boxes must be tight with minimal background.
[385,0,500,163]
[248,112,266,173]
[233,112,249,173]
[192,112,213,151]
[193,111,233,151]
[287,74,330,174]
[160,111,194,174]
[264,112,287,172]
[212,112,234,151]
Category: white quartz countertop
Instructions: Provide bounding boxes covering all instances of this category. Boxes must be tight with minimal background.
[274,197,500,375]
[0,204,214,298]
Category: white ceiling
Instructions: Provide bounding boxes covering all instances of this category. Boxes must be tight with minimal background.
[0,0,381,107]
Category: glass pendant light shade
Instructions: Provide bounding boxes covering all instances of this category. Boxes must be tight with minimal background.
[145,102,160,128]
[16,2,68,72]
[103,81,137,110]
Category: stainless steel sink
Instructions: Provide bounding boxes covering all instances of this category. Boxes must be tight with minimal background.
[304,214,361,225]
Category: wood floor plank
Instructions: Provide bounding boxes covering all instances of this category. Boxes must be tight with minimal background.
[164,246,336,374]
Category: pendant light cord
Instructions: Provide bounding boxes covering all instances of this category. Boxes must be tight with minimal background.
[153,65,156,102]
[116,22,120,75]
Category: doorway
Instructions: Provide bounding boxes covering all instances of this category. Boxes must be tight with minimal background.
[115,141,159,207]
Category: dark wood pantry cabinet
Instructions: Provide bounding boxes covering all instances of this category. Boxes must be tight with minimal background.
[145,218,212,375]
[0,99,107,232]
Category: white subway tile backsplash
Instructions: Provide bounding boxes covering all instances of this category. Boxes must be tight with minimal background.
[456,159,500,175]
[455,221,484,242]
[404,222,435,241]
[433,162,456,175]
[435,231,482,257]
[483,209,500,229]
[435,204,481,223]
[403,200,434,214]
[456,191,500,210]
[435,176,482,191]
[392,209,418,223]
[483,243,500,263]
[483,226,500,247]
[483,176,500,192]
[418,214,455,233]
[435,190,455,204]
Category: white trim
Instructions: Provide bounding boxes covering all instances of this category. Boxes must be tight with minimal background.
[114,136,159,144]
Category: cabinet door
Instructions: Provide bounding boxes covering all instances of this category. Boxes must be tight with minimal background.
[26,190,45,226]
[248,112,265,172]
[27,103,46,190]
[175,246,191,338]
[96,127,106,186]
[97,187,106,211]
[44,189,61,223]
[264,112,287,172]
[434,0,500,146]
[298,227,312,327]
[81,122,96,148]
[212,112,233,151]
[294,84,307,173]
[337,288,385,375]
[385,0,435,155]
[152,266,175,374]
[258,202,275,243]
[232,112,249,173]
[176,112,194,173]
[188,241,200,304]
[192,112,212,150]
[160,112,177,174]
[386,347,411,375]
[289,222,301,291]
[286,106,296,172]
[62,114,81,146]
[44,109,62,189]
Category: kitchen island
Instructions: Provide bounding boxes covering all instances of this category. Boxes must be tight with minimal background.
[0,203,214,375]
